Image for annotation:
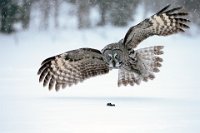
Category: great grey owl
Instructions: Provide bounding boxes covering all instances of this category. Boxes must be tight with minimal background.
[38,5,190,91]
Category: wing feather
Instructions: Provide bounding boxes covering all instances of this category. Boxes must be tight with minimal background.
[118,46,163,87]
[123,5,190,49]
[38,48,109,91]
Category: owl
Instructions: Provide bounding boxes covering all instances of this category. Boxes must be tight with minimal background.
[38,5,190,91]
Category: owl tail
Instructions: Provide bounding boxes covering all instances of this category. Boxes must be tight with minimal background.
[118,69,141,86]
[118,46,164,87]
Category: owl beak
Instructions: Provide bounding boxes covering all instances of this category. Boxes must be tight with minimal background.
[109,59,117,68]
[112,60,116,67]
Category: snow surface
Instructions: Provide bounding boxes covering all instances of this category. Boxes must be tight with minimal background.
[0,3,200,133]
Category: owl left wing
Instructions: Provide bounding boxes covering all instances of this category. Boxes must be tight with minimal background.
[38,48,109,91]
[123,4,190,49]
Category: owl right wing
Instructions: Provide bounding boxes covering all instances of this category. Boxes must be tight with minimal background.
[123,4,190,49]
[38,48,109,91]
[118,46,164,86]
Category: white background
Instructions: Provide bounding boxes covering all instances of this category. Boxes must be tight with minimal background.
[0,3,200,133]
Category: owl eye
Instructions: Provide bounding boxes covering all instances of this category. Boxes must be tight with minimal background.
[114,53,120,60]
[115,54,120,59]
[107,54,112,61]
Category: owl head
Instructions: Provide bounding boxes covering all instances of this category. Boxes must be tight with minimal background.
[101,43,123,69]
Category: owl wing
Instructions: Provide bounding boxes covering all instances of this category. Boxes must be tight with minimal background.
[118,46,164,86]
[38,48,109,91]
[123,4,190,49]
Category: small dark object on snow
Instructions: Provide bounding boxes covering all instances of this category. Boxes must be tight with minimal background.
[107,103,115,106]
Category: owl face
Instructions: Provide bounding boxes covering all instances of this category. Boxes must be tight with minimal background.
[103,49,123,69]
[102,44,123,69]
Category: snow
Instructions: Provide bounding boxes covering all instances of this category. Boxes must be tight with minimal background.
[0,3,200,133]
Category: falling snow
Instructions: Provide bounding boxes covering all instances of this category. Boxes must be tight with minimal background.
[0,1,200,133]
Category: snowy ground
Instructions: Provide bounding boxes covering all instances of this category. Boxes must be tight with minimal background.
[0,3,200,133]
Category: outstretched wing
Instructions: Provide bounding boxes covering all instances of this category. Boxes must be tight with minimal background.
[38,48,109,91]
[118,46,164,86]
[123,4,190,49]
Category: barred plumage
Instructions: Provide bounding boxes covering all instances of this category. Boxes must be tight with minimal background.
[38,5,190,91]
[123,4,190,49]
[118,46,163,86]
[38,48,109,91]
